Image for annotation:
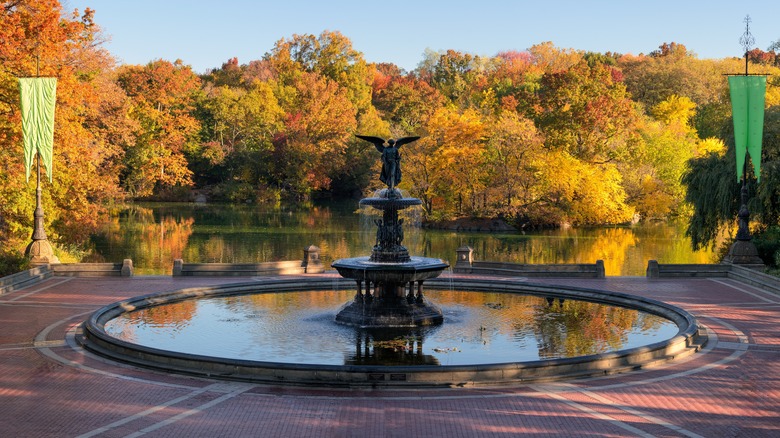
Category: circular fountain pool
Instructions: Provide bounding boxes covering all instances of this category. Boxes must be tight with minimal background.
[81,277,705,387]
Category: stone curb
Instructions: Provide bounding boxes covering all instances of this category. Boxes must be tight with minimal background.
[80,276,704,388]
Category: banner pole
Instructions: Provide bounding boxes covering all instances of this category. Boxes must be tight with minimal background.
[31,153,46,241]
[723,15,763,267]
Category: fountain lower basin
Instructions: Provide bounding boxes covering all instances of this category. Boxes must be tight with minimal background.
[80,276,705,387]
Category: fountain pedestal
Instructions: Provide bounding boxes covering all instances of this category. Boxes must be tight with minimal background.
[332,188,448,327]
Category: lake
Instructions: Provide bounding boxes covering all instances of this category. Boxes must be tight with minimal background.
[89,201,715,276]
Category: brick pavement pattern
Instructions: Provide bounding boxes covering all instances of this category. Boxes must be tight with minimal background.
[1,274,778,437]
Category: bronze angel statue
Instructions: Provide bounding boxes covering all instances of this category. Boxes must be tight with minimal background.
[356,135,420,191]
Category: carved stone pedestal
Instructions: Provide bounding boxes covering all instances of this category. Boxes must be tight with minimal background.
[722,239,765,270]
[25,239,59,266]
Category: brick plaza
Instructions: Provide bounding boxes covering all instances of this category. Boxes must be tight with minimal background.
[1,273,778,437]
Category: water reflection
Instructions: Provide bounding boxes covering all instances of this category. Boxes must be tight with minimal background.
[104,290,679,367]
[534,298,663,359]
[348,329,439,366]
[90,202,715,275]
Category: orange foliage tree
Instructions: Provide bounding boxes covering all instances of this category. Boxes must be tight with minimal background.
[270,71,357,198]
[0,0,127,254]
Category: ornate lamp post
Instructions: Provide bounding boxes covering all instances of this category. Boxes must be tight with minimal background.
[722,16,765,268]
[25,154,58,265]
[19,74,59,265]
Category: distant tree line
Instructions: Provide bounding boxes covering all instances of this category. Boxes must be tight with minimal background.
[2,1,780,264]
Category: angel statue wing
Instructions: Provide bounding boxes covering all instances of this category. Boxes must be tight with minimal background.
[393,136,420,148]
[356,135,387,153]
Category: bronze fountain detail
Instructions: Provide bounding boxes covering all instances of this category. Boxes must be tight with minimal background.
[331,136,449,327]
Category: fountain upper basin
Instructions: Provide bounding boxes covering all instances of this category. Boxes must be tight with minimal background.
[331,256,449,284]
[359,197,422,209]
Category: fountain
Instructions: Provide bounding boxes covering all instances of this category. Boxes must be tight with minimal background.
[79,135,706,387]
[331,135,449,327]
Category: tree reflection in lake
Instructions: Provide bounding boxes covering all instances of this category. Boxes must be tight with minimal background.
[90,202,714,275]
[89,206,195,273]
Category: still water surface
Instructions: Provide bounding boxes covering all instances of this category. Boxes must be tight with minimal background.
[104,290,679,366]
[90,202,715,276]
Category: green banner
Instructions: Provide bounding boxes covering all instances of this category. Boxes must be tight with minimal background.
[19,77,57,182]
[728,75,766,182]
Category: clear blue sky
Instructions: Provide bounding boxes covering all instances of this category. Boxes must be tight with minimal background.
[66,0,780,74]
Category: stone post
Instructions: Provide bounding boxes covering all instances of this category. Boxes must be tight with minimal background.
[172,259,184,277]
[121,259,134,277]
[454,246,473,273]
[595,260,605,278]
[646,260,660,278]
[302,245,324,273]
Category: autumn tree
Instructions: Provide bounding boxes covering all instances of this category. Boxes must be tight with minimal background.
[528,42,583,73]
[266,31,372,114]
[488,50,542,115]
[0,0,127,255]
[531,151,635,226]
[403,107,485,218]
[619,44,725,111]
[205,57,244,88]
[270,71,356,199]
[482,111,543,214]
[115,59,202,198]
[534,59,640,164]
[433,108,486,215]
[265,31,377,197]
[372,69,444,135]
[193,80,283,200]
[427,49,478,105]
[418,49,498,110]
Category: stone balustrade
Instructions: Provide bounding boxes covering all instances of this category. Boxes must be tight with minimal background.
[4,247,780,300]
[453,246,605,278]
[51,260,133,277]
[172,245,323,276]
[173,260,306,276]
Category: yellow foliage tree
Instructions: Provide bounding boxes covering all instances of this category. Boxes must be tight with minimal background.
[405,107,485,218]
[535,151,635,226]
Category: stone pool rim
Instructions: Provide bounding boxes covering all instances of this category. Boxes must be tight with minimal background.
[80,276,705,387]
